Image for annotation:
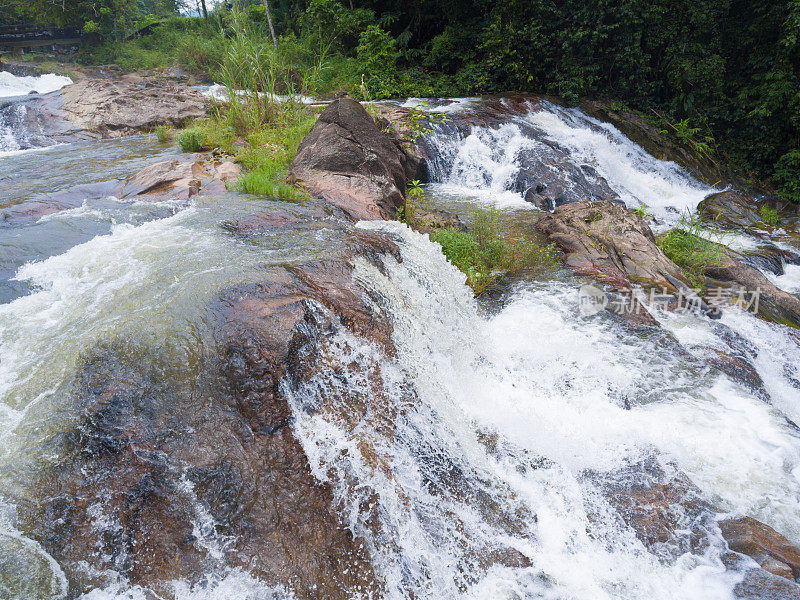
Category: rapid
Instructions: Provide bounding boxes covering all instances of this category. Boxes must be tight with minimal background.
[0,88,799,600]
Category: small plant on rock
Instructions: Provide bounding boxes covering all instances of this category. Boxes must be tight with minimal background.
[759,204,781,226]
[154,124,174,144]
[658,214,725,289]
[178,128,206,152]
[433,207,558,294]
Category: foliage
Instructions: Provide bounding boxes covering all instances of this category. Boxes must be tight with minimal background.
[154,124,173,143]
[658,216,726,288]
[15,0,800,196]
[759,204,781,226]
[398,179,426,223]
[407,105,450,143]
[774,150,800,203]
[658,116,716,160]
[178,128,206,152]
[355,25,401,99]
[433,208,558,294]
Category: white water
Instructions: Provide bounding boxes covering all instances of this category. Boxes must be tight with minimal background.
[768,263,800,293]
[0,71,72,98]
[3,99,800,599]
[281,221,800,600]
[425,100,715,225]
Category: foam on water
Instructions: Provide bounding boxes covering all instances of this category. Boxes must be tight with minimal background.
[768,263,800,293]
[77,570,294,600]
[522,104,713,223]
[279,221,800,599]
[424,100,714,222]
[0,71,73,99]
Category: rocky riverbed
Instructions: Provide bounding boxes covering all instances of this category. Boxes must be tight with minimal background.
[2,67,800,600]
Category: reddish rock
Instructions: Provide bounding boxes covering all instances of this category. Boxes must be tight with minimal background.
[287,98,409,221]
[720,516,800,581]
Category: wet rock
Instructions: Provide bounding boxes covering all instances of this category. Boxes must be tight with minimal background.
[19,225,412,599]
[372,103,429,182]
[537,200,688,291]
[119,159,241,200]
[703,251,800,328]
[698,191,769,233]
[409,208,465,236]
[719,516,800,581]
[287,98,409,220]
[591,459,714,553]
[702,348,768,398]
[734,568,800,600]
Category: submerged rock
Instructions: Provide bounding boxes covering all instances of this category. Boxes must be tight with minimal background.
[17,223,408,599]
[287,98,409,220]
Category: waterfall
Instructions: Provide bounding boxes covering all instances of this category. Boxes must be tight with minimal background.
[1,97,799,599]
[422,99,714,226]
[0,72,72,99]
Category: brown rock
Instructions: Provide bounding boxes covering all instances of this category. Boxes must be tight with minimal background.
[703,251,800,328]
[537,200,688,291]
[60,75,209,136]
[287,98,408,221]
[720,516,800,581]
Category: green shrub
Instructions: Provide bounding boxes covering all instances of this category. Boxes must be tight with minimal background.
[759,204,781,226]
[433,208,558,294]
[178,128,206,152]
[775,150,800,203]
[658,217,725,289]
[154,124,173,143]
[235,168,306,199]
[356,26,401,100]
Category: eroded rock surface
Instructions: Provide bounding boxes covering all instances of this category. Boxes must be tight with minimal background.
[60,75,208,136]
[19,223,405,600]
[537,200,687,291]
[287,98,410,220]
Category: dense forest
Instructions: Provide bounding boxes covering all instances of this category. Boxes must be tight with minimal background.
[3,0,799,200]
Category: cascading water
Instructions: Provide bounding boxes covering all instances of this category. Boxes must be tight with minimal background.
[0,72,73,99]
[1,93,799,600]
[422,99,714,226]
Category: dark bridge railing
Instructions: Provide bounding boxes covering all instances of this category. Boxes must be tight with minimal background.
[0,26,82,50]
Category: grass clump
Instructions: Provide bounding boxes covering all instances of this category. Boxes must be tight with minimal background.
[433,208,558,294]
[658,215,725,288]
[759,204,781,226]
[154,124,174,143]
[178,128,206,152]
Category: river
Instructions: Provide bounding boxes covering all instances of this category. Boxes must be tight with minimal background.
[1,74,799,600]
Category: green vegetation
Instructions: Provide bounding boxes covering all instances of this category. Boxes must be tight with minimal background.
[154,124,174,143]
[658,216,726,289]
[433,208,558,294]
[7,0,800,200]
[759,204,781,226]
[177,128,205,152]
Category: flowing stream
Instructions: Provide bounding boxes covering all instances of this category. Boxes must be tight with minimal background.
[1,81,799,599]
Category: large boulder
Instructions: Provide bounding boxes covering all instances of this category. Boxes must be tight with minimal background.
[536,200,688,291]
[0,74,209,150]
[19,222,404,599]
[59,75,208,136]
[287,98,409,220]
